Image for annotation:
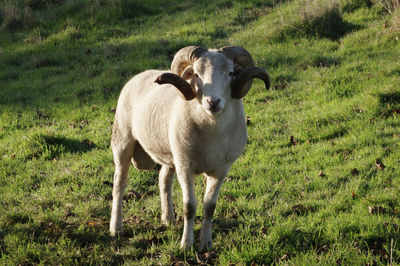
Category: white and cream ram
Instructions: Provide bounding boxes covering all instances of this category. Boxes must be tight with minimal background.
[109,46,270,250]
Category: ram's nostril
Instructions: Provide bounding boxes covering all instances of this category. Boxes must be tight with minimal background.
[207,98,221,107]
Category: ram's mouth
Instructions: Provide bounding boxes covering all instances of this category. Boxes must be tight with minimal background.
[204,105,222,116]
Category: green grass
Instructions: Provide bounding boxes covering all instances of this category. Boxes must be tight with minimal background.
[1,0,400,264]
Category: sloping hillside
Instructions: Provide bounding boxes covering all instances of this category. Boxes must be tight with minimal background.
[0,0,399,264]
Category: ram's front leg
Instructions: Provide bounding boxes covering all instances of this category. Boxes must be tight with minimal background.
[199,174,225,252]
[176,168,197,249]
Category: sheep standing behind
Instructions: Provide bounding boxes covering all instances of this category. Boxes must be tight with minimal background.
[109,46,270,251]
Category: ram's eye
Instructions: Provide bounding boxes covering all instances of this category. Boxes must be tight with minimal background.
[228,71,234,77]
[195,73,199,78]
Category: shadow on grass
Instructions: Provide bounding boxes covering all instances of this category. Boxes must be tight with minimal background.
[26,134,96,160]
[357,235,400,263]
[213,217,242,234]
[376,91,400,117]
[0,0,280,110]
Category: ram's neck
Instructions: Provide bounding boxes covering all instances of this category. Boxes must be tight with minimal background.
[185,99,246,135]
[170,98,247,175]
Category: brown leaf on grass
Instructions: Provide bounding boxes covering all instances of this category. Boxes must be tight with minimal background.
[87,219,108,227]
[40,221,55,231]
[263,96,273,104]
[246,116,251,126]
[318,170,326,177]
[261,226,268,235]
[364,238,389,260]
[196,251,218,264]
[110,107,117,113]
[123,215,141,224]
[289,135,299,146]
[82,139,94,148]
[351,168,360,176]
[87,221,99,227]
[80,119,88,128]
[123,190,142,201]
[304,175,311,182]
[137,236,162,247]
[105,193,112,200]
[352,108,365,113]
[384,222,399,231]
[316,244,329,254]
[172,261,189,266]
[352,191,357,200]
[375,159,385,170]
[391,108,400,115]
[280,253,295,261]
[37,111,49,120]
[10,154,16,159]
[223,195,236,202]
[291,204,314,215]
[274,81,289,90]
[368,206,386,215]
[64,208,75,218]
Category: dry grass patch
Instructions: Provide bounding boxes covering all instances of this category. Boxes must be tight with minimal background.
[274,0,356,40]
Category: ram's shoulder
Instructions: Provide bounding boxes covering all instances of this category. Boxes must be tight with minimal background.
[124,70,167,89]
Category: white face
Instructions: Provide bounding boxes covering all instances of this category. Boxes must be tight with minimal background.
[192,53,235,116]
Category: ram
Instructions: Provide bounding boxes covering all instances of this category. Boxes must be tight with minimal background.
[109,46,270,250]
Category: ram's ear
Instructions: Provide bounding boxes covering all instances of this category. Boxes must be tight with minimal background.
[155,73,196,101]
[181,65,195,80]
[233,64,243,75]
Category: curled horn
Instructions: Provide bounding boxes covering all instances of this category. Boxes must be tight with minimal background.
[219,46,270,99]
[231,67,270,99]
[156,46,207,101]
[154,73,196,101]
[171,46,208,76]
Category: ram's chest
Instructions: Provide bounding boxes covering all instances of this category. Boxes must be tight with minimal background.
[195,138,244,175]
[173,120,247,175]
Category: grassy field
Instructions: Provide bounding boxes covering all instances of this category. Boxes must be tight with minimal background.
[1,0,400,264]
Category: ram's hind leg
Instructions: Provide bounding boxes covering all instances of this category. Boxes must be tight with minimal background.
[109,122,134,236]
[159,165,175,225]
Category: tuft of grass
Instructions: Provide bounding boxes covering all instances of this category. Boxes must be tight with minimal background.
[23,0,63,10]
[271,0,358,41]
[375,0,400,13]
[297,0,350,39]
[385,6,400,32]
[0,0,24,31]
[341,0,374,12]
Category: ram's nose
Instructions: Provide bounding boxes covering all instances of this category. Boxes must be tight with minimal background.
[206,98,221,111]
